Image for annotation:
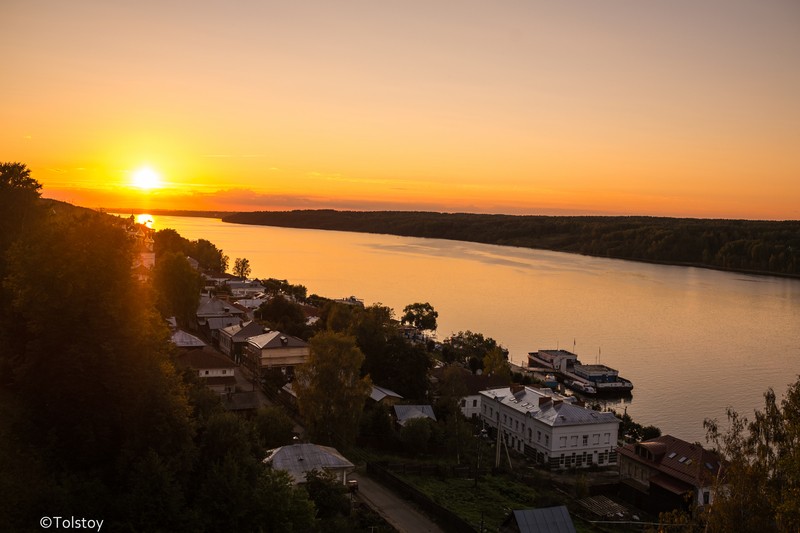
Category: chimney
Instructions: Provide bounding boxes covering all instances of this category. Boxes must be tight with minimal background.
[553,400,563,407]
[510,383,525,394]
[539,397,551,406]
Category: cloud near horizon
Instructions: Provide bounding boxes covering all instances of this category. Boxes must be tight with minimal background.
[42,185,614,216]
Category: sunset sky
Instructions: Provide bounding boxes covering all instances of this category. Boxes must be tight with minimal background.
[3,0,799,219]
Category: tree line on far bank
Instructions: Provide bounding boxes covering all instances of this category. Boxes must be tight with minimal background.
[224,210,800,277]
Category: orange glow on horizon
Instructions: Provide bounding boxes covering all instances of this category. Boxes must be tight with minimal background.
[5,1,798,221]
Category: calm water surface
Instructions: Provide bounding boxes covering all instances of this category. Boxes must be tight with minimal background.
[144,214,800,443]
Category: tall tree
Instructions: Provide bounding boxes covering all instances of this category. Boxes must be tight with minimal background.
[401,302,438,332]
[233,257,251,279]
[703,378,800,532]
[257,295,310,339]
[483,346,511,380]
[153,251,204,325]
[0,162,44,377]
[294,332,372,446]
[192,238,228,272]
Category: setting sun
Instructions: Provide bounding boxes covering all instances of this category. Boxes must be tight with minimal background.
[131,167,162,190]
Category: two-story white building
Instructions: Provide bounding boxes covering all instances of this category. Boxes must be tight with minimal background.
[480,385,619,469]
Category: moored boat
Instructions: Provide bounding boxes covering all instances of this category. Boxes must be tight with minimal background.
[528,348,633,395]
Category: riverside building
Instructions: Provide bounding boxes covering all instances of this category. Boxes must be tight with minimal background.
[479,385,620,469]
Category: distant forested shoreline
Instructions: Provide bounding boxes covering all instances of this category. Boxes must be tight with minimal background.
[223,210,800,278]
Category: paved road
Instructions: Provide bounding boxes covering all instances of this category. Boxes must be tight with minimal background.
[351,473,445,533]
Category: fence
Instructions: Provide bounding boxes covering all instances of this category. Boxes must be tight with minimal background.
[366,462,479,533]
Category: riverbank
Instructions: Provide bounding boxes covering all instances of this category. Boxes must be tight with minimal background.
[221,210,800,280]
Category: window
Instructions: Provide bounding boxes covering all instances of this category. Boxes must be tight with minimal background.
[222,370,227,375]
[461,399,466,407]
[559,436,567,448]
[545,435,549,446]
[604,433,610,444]
[528,428,532,441]
[537,431,542,442]
[571,436,578,447]
[204,370,209,375]
[593,434,600,445]
[473,399,478,407]
[703,491,710,505]
[582,435,588,446]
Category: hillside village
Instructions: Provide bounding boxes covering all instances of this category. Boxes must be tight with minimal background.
[144,216,730,531]
[2,165,798,532]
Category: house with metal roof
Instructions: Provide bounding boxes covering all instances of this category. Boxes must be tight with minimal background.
[618,435,723,513]
[393,404,437,427]
[175,346,237,395]
[170,329,206,349]
[263,443,354,485]
[500,506,576,533]
[369,385,403,405]
[480,385,619,469]
[244,330,309,377]
[219,320,266,364]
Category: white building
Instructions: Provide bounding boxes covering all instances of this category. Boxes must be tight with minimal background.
[480,385,619,469]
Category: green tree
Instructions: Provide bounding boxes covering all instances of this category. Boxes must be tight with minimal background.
[233,257,251,279]
[704,377,800,532]
[192,238,228,272]
[483,346,511,381]
[400,417,433,453]
[153,227,191,258]
[294,332,372,446]
[442,330,500,365]
[0,162,42,258]
[0,162,44,378]
[153,251,203,325]
[401,302,438,332]
[254,406,296,449]
[304,470,350,519]
[258,295,310,339]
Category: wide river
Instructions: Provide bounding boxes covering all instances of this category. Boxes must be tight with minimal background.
[143,214,800,444]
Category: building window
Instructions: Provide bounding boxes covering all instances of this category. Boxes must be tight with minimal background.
[537,431,541,442]
[593,434,600,445]
[473,399,478,407]
[545,435,549,446]
[204,370,209,375]
[582,435,588,446]
[604,433,610,444]
[461,399,466,407]
[222,370,227,375]
[559,436,567,448]
[703,491,710,505]
[528,428,532,441]
[571,436,578,447]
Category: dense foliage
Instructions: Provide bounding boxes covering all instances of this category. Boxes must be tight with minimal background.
[225,210,800,277]
[0,164,355,531]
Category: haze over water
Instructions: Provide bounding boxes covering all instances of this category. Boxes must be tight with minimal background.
[149,214,800,444]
